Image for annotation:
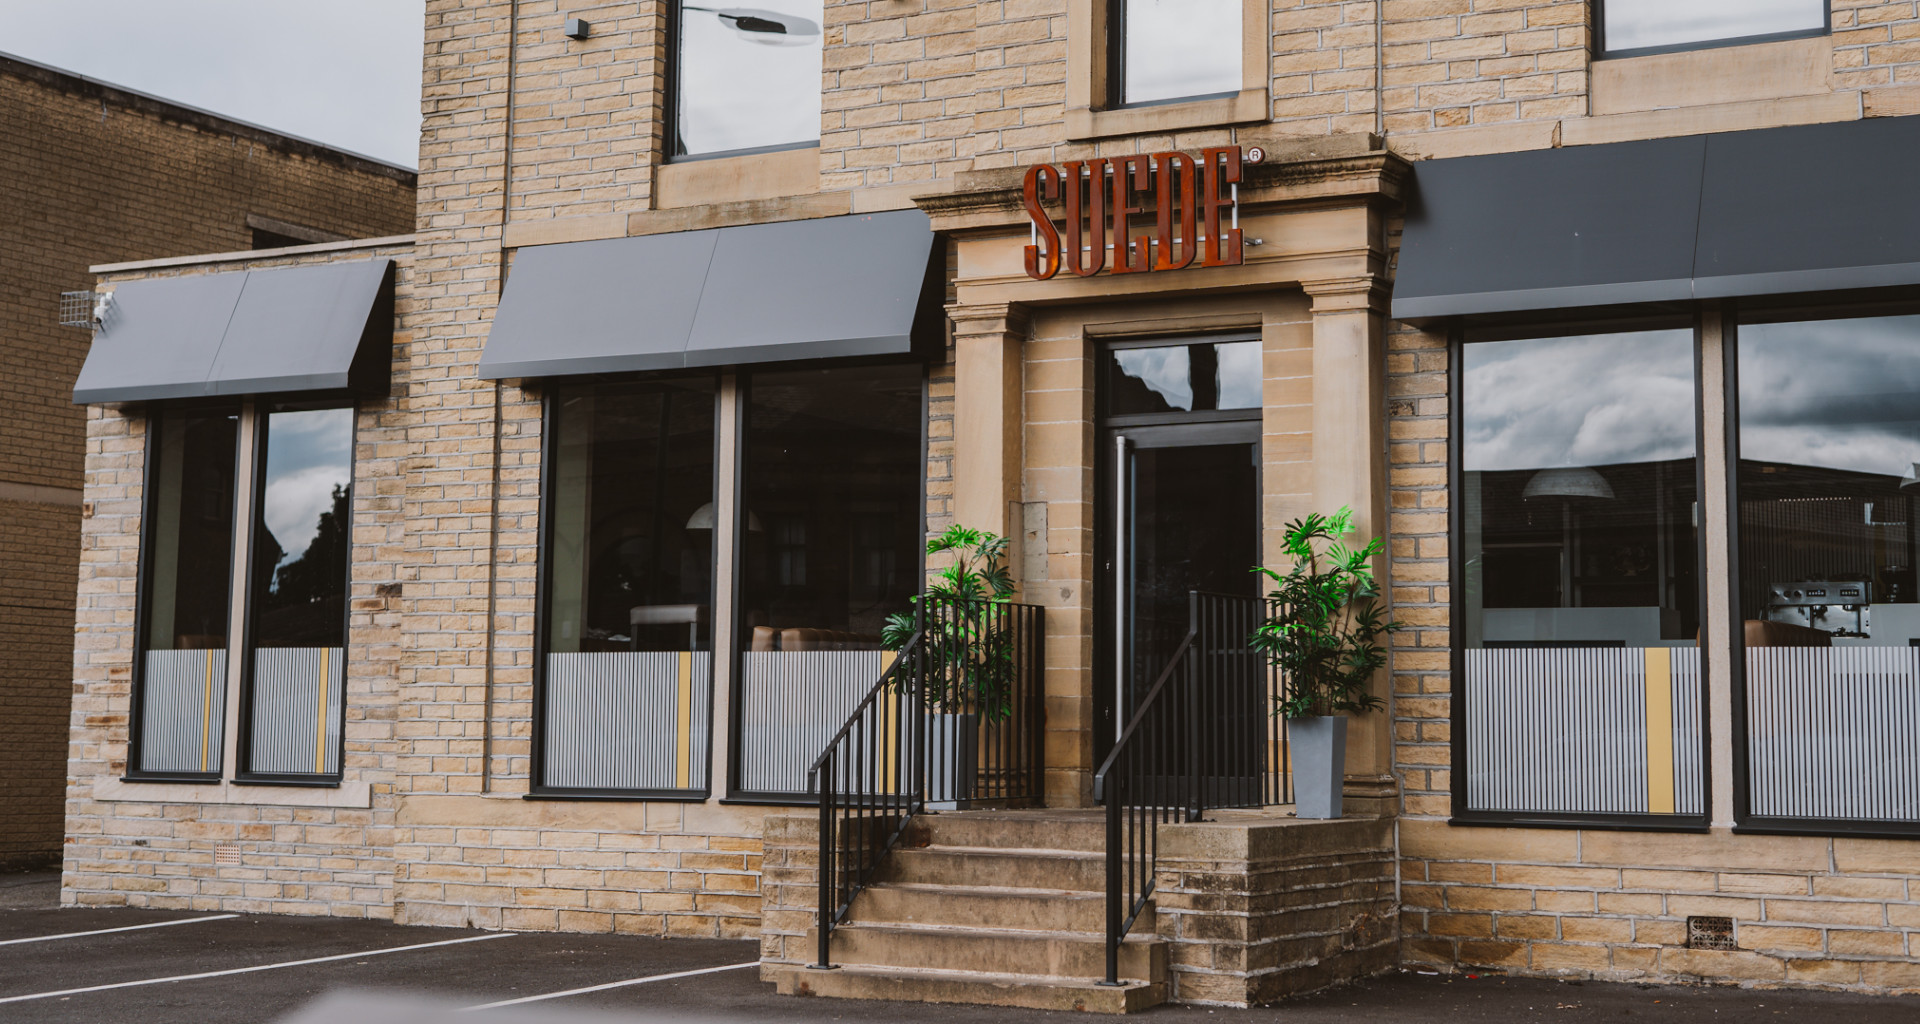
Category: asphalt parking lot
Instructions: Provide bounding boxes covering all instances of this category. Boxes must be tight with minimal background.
[5,868,1920,1023]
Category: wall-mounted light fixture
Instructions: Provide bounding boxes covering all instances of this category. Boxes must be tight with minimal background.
[564,17,591,39]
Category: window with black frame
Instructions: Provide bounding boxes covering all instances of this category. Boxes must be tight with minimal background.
[133,405,240,777]
[1734,312,1920,827]
[1598,0,1826,58]
[1109,0,1242,107]
[1459,328,1705,820]
[673,0,823,157]
[538,378,718,795]
[241,403,355,778]
[734,365,922,797]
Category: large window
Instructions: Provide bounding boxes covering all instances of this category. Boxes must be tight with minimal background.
[733,365,923,797]
[130,402,358,784]
[133,406,240,778]
[1109,0,1242,107]
[673,0,823,157]
[241,404,355,779]
[536,379,718,796]
[1458,328,1706,822]
[1599,0,1827,58]
[1734,312,1920,827]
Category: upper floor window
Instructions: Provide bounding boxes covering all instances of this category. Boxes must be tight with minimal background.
[1599,0,1828,58]
[673,1,823,157]
[1109,0,1242,107]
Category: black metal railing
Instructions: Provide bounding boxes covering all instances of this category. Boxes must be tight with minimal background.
[1091,591,1291,985]
[811,598,1045,968]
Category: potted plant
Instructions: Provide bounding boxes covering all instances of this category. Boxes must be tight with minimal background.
[883,525,1016,808]
[1250,507,1400,819]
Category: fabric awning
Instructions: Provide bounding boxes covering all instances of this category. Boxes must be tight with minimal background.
[73,258,394,404]
[1392,117,1920,323]
[478,209,941,379]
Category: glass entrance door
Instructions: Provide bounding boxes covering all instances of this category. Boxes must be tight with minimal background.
[1111,425,1262,729]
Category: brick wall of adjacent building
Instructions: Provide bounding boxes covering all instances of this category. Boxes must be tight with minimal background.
[1,54,414,871]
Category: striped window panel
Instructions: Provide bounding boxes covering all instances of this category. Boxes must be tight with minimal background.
[248,647,346,775]
[139,649,229,774]
[1747,648,1920,822]
[738,650,899,795]
[543,652,712,791]
[1465,647,1704,816]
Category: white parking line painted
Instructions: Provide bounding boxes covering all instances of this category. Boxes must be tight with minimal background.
[0,914,241,946]
[0,932,515,1005]
[463,961,760,1010]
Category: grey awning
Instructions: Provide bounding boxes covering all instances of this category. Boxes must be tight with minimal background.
[1392,118,1920,323]
[479,209,941,379]
[73,258,394,404]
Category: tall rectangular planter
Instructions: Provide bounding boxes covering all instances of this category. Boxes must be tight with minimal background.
[1289,715,1347,819]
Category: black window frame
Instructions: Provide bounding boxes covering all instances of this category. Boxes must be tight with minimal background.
[722,360,931,805]
[1447,314,1715,833]
[1103,0,1245,111]
[1594,0,1832,60]
[125,400,244,784]
[528,373,724,802]
[232,398,359,787]
[665,0,824,163]
[1723,296,1920,840]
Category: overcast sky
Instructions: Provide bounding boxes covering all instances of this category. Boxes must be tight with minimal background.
[1,0,425,168]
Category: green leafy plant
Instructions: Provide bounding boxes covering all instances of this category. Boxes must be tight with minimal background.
[1250,507,1402,719]
[883,525,1018,721]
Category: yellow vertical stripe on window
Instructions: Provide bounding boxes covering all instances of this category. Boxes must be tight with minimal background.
[880,651,898,792]
[1644,647,1675,815]
[315,648,330,774]
[675,651,693,790]
[201,650,216,773]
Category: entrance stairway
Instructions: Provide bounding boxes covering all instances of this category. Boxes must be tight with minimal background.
[771,809,1166,1013]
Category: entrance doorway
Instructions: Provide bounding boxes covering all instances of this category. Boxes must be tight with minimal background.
[1097,336,1263,750]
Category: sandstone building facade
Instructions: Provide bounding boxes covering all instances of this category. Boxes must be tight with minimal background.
[60,0,1920,1006]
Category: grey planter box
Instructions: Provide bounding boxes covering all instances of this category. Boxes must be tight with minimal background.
[925,712,978,810]
[1289,715,1347,819]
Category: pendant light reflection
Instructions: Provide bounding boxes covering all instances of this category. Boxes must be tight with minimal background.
[1521,466,1616,501]
[683,5,821,45]
[686,501,765,532]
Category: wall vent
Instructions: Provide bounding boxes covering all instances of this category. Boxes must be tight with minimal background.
[1687,916,1736,950]
[214,844,241,866]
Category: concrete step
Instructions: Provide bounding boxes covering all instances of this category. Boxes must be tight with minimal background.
[772,963,1164,1014]
[855,881,1148,933]
[905,811,1106,853]
[881,845,1107,891]
[827,921,1165,982]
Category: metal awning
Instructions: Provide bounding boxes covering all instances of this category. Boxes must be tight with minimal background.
[1392,117,1920,323]
[72,258,394,404]
[478,209,941,379]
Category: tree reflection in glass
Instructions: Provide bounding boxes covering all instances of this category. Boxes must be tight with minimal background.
[246,404,354,776]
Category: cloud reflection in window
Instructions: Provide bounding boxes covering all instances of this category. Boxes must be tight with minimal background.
[1464,330,1695,473]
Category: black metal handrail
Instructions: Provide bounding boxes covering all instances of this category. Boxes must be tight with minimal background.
[810,597,1046,969]
[1091,591,1290,986]
[811,630,926,968]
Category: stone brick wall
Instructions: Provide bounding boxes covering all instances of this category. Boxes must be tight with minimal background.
[2,54,414,871]
[1155,814,1397,1005]
[64,240,415,912]
[1399,823,1920,992]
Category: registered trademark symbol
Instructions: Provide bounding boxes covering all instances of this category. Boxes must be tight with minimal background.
[1245,146,1265,165]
